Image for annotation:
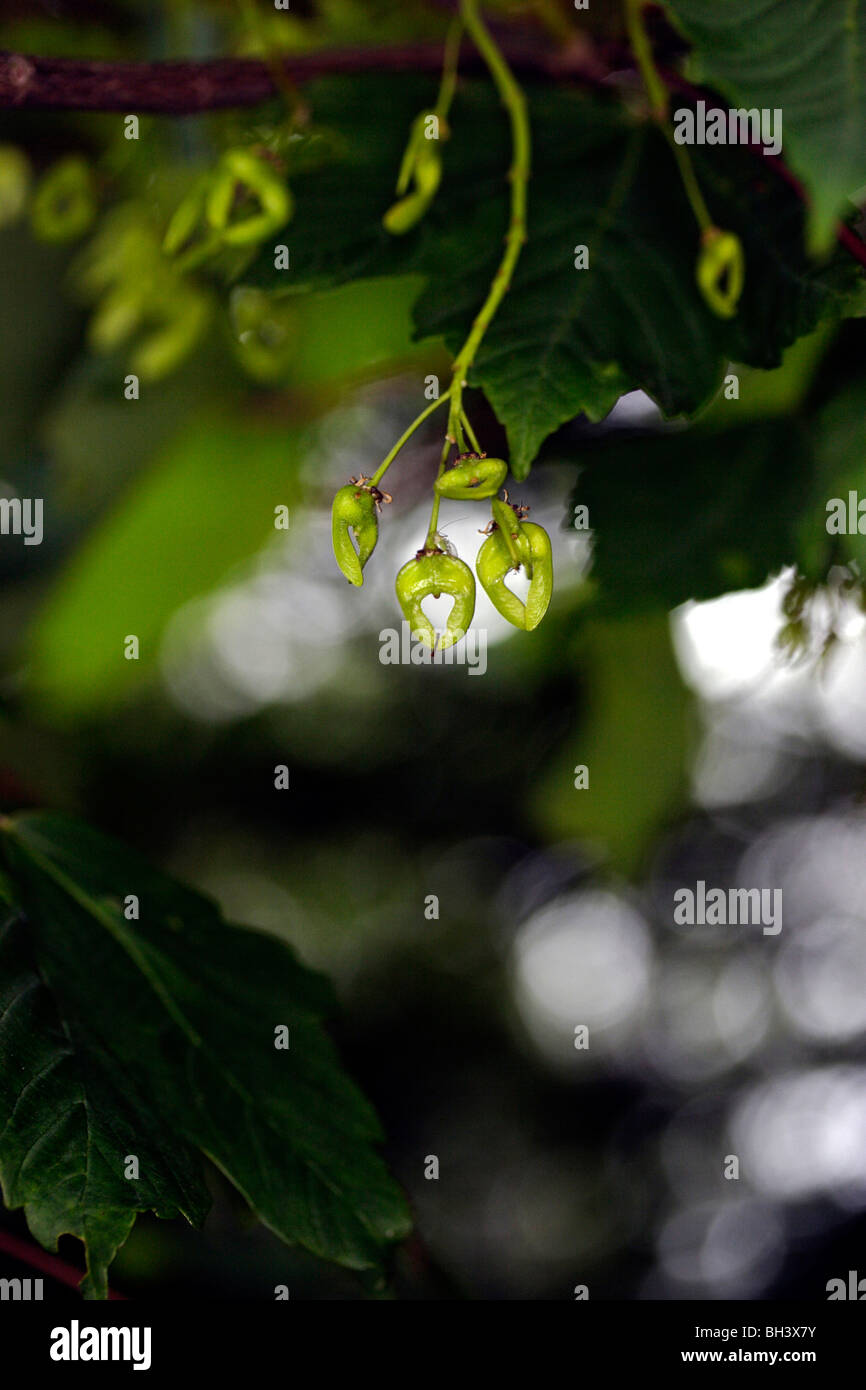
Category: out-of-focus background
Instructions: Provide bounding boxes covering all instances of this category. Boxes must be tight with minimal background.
[2,0,866,1300]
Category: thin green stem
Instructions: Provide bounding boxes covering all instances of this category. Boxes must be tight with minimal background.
[670,139,713,231]
[425,434,454,545]
[460,410,482,453]
[624,0,713,232]
[369,393,449,487]
[624,0,667,119]
[373,4,525,538]
[448,0,530,439]
[435,16,463,125]
[236,0,305,125]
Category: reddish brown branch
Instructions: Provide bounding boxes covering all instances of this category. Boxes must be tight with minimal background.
[1,35,865,273]
[836,221,866,269]
[0,40,609,113]
[0,1225,127,1299]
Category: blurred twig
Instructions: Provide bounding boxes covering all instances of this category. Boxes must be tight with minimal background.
[0,1225,127,1300]
[0,40,609,113]
[1,26,864,278]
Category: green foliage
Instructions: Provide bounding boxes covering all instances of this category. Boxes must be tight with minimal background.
[665,0,866,251]
[242,76,444,292]
[570,418,812,615]
[242,77,858,478]
[567,364,866,618]
[3,0,866,1300]
[0,812,410,1297]
[529,612,693,874]
[26,421,306,717]
[413,89,857,476]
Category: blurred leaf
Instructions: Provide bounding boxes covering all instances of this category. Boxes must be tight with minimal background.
[530,613,692,874]
[799,378,866,575]
[242,76,442,293]
[246,78,857,477]
[695,323,833,432]
[0,811,411,1297]
[233,274,427,386]
[690,141,858,367]
[569,361,866,615]
[570,418,812,614]
[27,419,305,718]
[41,346,228,516]
[0,890,209,1300]
[0,225,81,472]
[665,0,866,251]
[290,275,427,384]
[410,89,856,477]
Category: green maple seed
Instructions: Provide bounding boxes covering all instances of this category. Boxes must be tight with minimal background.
[206,149,293,246]
[331,482,382,587]
[477,518,552,630]
[434,454,508,500]
[696,226,745,319]
[30,156,96,242]
[395,549,476,648]
[229,287,297,381]
[87,284,145,353]
[394,114,433,197]
[489,496,530,572]
[383,141,442,235]
[162,175,211,257]
[131,290,211,381]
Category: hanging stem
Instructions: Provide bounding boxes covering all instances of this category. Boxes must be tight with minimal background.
[435,16,463,127]
[236,0,306,126]
[670,138,713,231]
[367,18,464,506]
[425,434,455,545]
[447,0,530,442]
[460,410,482,453]
[369,393,449,487]
[624,0,667,118]
[625,0,713,232]
[368,1,531,547]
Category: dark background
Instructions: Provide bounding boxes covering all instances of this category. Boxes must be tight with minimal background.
[1,0,866,1301]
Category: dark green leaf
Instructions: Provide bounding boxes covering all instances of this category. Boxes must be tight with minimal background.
[241,79,861,483]
[566,366,866,616]
[245,78,858,478]
[417,90,858,478]
[241,76,445,292]
[664,0,866,250]
[0,891,208,1300]
[0,813,411,1297]
[568,418,813,615]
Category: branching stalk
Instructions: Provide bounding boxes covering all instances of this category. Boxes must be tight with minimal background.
[446,0,530,443]
[625,0,712,232]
